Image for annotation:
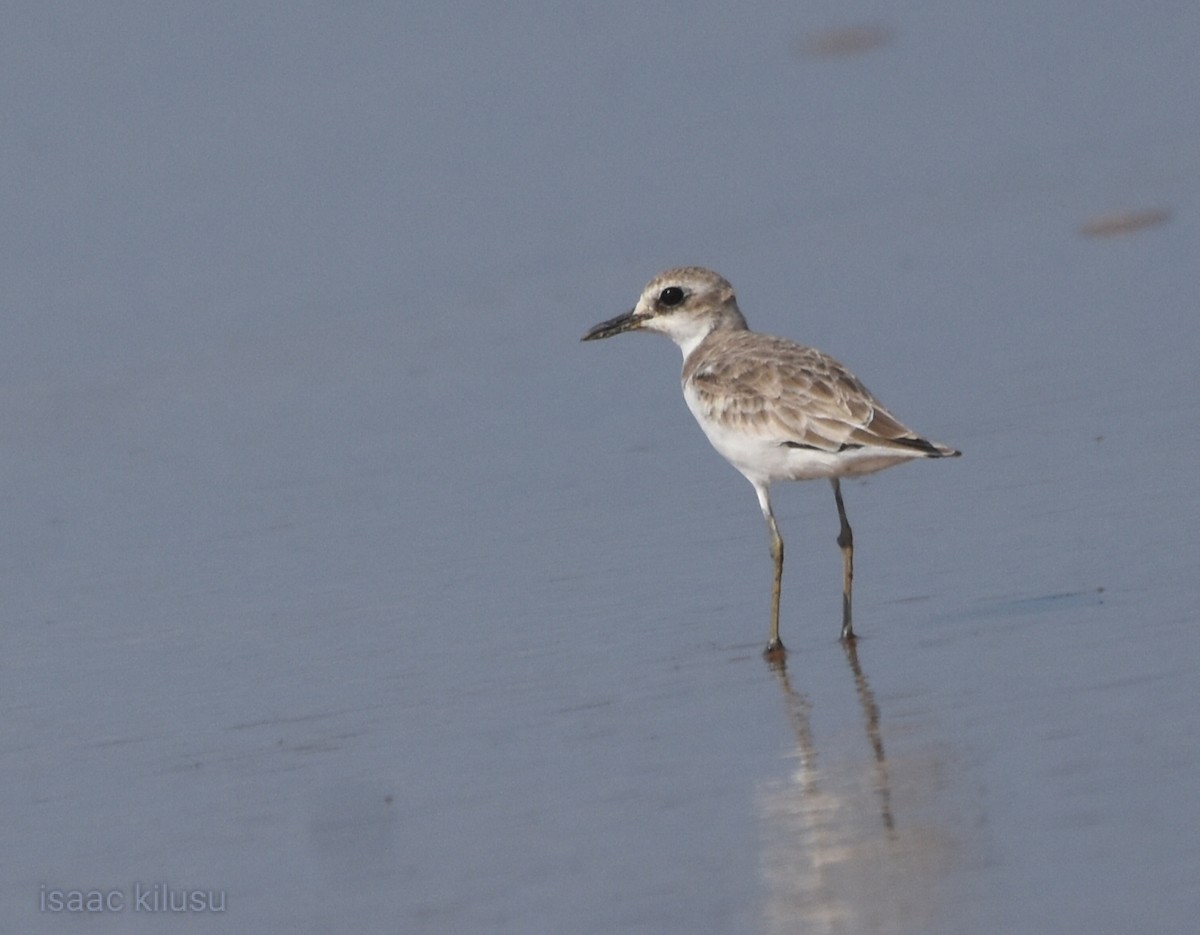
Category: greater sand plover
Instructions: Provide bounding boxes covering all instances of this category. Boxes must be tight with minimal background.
[582,266,960,655]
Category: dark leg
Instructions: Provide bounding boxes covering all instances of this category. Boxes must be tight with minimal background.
[754,483,785,654]
[832,478,854,641]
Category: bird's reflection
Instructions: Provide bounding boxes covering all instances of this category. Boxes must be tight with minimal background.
[842,639,894,835]
[759,642,951,935]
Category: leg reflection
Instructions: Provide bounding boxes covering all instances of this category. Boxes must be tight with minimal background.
[841,639,894,835]
[760,642,956,935]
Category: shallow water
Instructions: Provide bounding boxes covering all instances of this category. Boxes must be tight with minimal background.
[4,2,1200,933]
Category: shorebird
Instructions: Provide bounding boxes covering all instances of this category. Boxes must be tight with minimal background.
[582,267,959,654]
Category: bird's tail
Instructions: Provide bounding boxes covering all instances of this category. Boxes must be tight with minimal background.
[891,435,961,458]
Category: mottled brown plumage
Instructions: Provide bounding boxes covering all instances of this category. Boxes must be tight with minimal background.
[683,330,955,468]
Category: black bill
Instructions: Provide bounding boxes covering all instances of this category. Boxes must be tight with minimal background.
[581,309,648,341]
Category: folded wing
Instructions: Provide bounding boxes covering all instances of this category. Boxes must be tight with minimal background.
[685,332,958,458]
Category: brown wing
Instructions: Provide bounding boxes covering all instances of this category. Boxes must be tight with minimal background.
[685,332,954,455]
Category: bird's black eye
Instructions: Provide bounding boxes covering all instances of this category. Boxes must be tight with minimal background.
[658,286,685,308]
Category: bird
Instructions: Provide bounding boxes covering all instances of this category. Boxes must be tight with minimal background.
[582,266,960,655]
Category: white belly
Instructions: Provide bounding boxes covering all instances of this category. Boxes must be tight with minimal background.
[683,386,916,485]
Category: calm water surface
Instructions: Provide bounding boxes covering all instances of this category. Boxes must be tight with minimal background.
[3,3,1199,933]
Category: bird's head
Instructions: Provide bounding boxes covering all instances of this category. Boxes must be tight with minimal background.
[582,267,747,356]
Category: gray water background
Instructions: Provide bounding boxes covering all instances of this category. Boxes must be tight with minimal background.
[3,3,1198,932]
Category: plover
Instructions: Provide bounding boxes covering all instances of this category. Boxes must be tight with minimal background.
[582,267,959,655]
